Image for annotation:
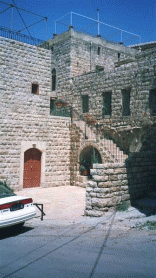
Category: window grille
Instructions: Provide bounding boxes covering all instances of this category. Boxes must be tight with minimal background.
[122,89,130,116]
[82,95,89,113]
[102,92,111,117]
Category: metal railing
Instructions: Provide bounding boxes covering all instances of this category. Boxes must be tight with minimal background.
[50,104,71,118]
[54,11,141,45]
[50,99,128,163]
[50,101,84,120]
[0,26,49,49]
[34,203,45,221]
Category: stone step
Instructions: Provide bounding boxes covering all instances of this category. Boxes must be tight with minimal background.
[73,120,127,163]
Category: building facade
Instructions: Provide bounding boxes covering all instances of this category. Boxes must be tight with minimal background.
[1,28,156,204]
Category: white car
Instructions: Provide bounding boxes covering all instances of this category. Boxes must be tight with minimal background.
[0,183,36,229]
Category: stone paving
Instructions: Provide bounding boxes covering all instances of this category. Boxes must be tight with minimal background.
[15,186,86,222]
[15,186,156,231]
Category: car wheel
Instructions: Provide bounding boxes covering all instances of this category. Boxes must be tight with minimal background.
[16,222,25,228]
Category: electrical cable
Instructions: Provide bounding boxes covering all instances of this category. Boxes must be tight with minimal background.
[18,18,46,33]
[0,1,46,18]
[0,6,11,14]
[11,0,32,37]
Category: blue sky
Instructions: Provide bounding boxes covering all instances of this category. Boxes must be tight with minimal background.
[0,0,155,45]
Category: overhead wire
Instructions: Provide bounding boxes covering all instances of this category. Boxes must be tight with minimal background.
[0,5,12,14]
[0,1,46,19]
[18,18,46,33]
[11,0,32,37]
[0,1,48,38]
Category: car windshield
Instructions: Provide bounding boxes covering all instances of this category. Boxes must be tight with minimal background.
[0,185,16,198]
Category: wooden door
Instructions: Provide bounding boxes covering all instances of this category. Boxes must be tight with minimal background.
[23,148,41,188]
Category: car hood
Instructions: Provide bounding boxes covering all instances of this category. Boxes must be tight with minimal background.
[0,196,32,205]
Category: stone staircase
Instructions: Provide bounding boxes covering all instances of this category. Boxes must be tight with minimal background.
[74,120,128,163]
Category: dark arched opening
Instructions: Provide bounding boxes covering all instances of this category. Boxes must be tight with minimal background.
[79,146,102,176]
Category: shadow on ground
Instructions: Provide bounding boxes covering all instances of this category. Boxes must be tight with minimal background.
[0,225,34,240]
[131,198,156,216]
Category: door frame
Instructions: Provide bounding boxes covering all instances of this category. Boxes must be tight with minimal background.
[20,141,46,189]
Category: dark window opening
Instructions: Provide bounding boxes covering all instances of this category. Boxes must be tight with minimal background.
[153,65,156,76]
[102,92,111,117]
[50,98,55,115]
[149,89,156,116]
[32,83,39,95]
[96,65,104,73]
[82,95,89,113]
[122,89,130,116]
[98,46,101,55]
[52,68,56,91]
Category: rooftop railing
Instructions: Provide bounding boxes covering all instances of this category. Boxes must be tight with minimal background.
[0,26,49,49]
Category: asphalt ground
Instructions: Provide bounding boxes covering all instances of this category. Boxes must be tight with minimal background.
[1,186,156,278]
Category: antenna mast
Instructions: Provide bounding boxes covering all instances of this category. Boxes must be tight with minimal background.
[97,0,100,37]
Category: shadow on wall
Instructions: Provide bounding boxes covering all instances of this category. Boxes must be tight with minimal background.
[125,126,156,215]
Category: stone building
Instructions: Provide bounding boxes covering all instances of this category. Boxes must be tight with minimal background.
[1,27,156,214]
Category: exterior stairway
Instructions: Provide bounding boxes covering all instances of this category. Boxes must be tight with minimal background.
[74,120,128,163]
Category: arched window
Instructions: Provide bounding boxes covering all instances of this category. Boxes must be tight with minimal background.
[52,68,56,91]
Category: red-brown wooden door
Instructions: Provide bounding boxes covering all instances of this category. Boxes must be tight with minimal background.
[23,148,41,188]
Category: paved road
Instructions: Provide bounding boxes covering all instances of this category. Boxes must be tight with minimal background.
[1,187,156,278]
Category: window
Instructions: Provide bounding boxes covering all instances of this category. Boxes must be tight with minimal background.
[82,95,89,113]
[32,83,39,95]
[122,89,130,116]
[153,65,156,76]
[149,89,156,116]
[102,92,111,117]
[52,68,56,91]
[96,65,104,73]
[98,46,101,55]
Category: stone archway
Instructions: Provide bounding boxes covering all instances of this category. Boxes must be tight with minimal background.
[23,148,41,188]
[79,146,102,176]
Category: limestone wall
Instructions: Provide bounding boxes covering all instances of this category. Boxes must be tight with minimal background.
[85,163,129,217]
[48,29,136,91]
[69,50,156,126]
[0,37,71,190]
[85,147,156,216]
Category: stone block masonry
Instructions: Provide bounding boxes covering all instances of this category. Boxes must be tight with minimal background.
[1,29,156,196]
[0,36,71,190]
[0,113,71,190]
[126,150,156,201]
[85,148,156,216]
[85,163,130,217]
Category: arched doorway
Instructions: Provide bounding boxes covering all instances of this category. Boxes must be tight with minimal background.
[23,148,41,188]
[79,146,102,176]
